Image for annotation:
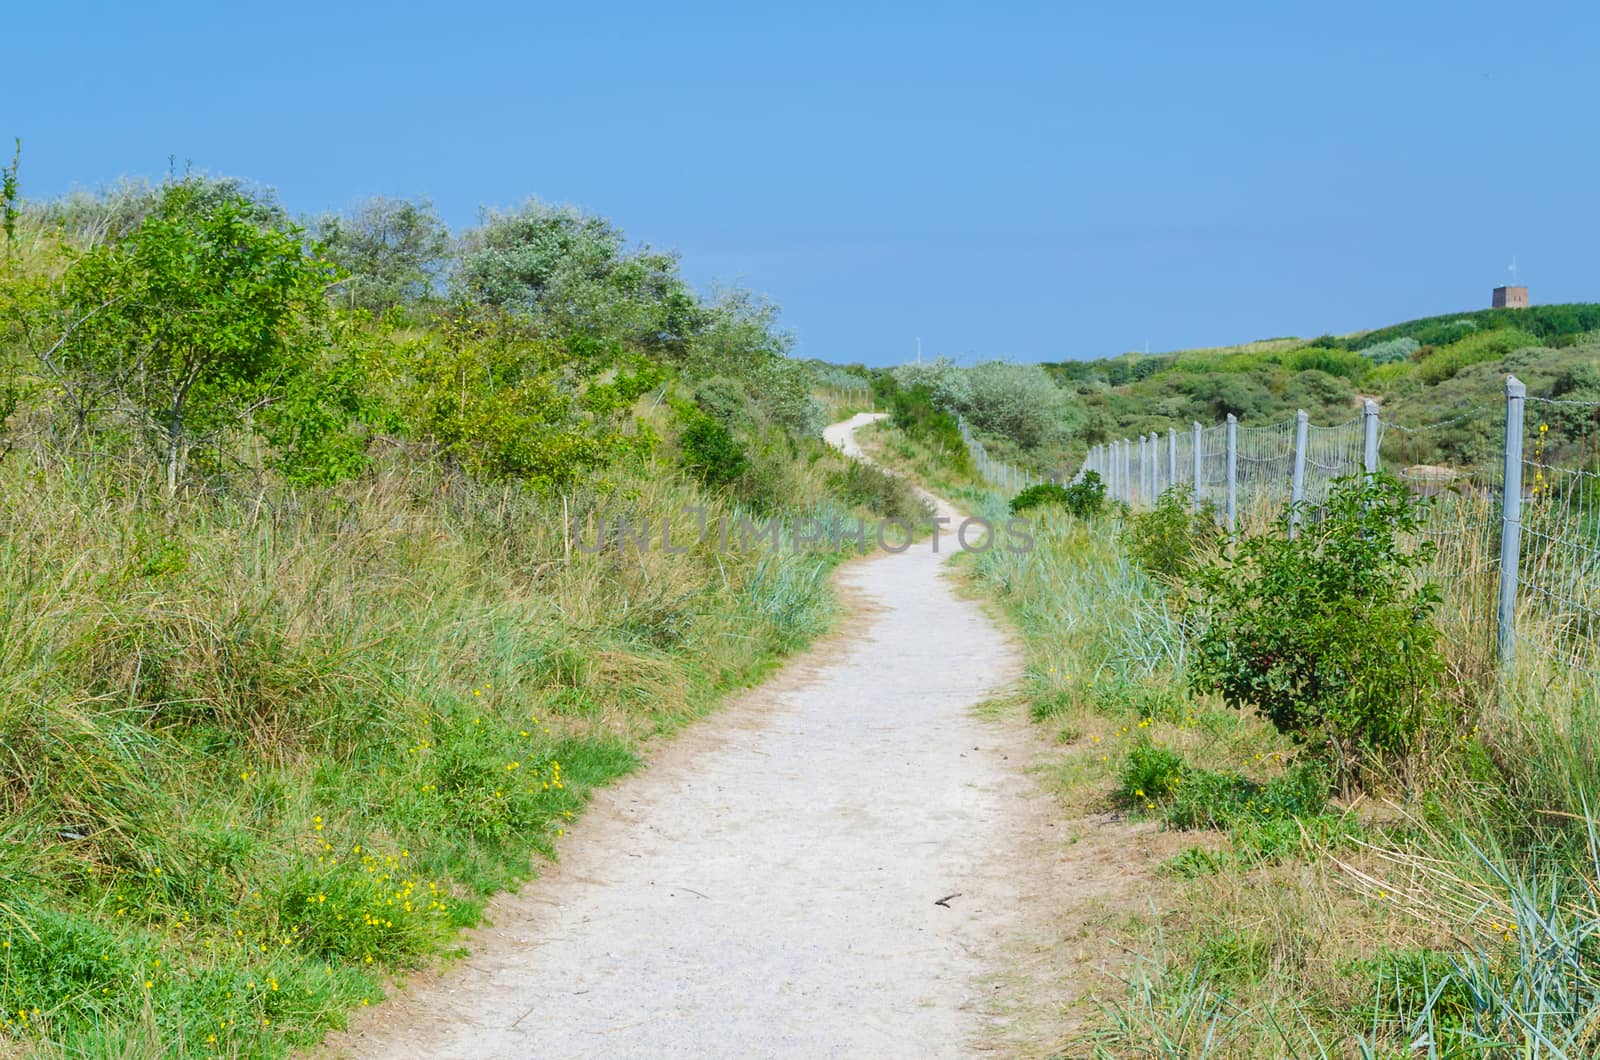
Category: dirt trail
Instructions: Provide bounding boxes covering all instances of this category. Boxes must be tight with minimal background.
[322,413,1059,1058]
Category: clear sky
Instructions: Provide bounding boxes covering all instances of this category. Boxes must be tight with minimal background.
[9,0,1598,365]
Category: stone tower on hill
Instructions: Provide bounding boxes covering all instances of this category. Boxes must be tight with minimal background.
[1492,285,1529,309]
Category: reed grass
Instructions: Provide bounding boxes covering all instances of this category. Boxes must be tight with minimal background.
[0,438,847,1055]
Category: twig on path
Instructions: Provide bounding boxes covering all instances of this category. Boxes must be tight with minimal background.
[934,893,962,907]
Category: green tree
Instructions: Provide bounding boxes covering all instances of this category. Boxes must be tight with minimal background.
[687,290,817,436]
[61,180,336,491]
[458,201,705,358]
[1,139,19,246]
[318,197,451,318]
[406,309,644,486]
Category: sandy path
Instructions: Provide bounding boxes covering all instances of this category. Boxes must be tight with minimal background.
[322,413,1037,1059]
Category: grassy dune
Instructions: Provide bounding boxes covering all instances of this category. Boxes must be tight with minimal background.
[0,448,853,1054]
[872,418,1600,1058]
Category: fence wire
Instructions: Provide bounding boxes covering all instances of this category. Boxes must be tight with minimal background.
[1235,417,1297,517]
[949,376,1600,694]
[1302,417,1365,508]
[1381,405,1504,673]
[1510,396,1600,683]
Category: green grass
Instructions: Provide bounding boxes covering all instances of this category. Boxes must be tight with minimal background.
[0,445,851,1056]
[1037,304,1600,482]
[872,417,1600,1058]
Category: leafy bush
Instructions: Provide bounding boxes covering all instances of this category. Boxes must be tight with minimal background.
[1364,360,1417,388]
[1359,336,1420,365]
[886,382,971,471]
[889,356,969,412]
[961,360,1082,449]
[1187,474,1443,788]
[1010,471,1105,517]
[410,315,639,487]
[827,460,930,523]
[457,201,700,358]
[688,291,820,437]
[1122,487,1219,580]
[1284,345,1369,382]
[693,376,752,426]
[890,358,1084,451]
[676,405,748,488]
[1417,328,1540,385]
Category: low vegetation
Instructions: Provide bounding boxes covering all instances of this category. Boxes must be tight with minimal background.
[1009,472,1105,519]
[0,157,890,1055]
[1031,302,1600,479]
[869,402,1600,1057]
[1188,475,1444,791]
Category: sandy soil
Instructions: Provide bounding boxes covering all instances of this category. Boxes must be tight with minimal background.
[317,414,1147,1059]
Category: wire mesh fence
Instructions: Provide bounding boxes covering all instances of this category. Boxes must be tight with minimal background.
[1061,377,1600,687]
[1508,394,1600,685]
[1303,416,1366,508]
[953,379,1600,688]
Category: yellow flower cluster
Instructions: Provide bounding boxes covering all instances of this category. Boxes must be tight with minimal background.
[1531,423,1551,500]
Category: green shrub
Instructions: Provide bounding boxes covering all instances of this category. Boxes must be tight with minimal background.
[1416,328,1539,385]
[1187,474,1443,789]
[692,376,751,425]
[1364,360,1417,388]
[1284,345,1369,382]
[1010,481,1068,513]
[1122,487,1219,580]
[960,360,1082,449]
[727,436,805,516]
[676,406,748,487]
[410,316,639,487]
[1119,742,1186,805]
[1010,471,1105,517]
[1358,336,1420,365]
[827,460,930,523]
[885,381,971,472]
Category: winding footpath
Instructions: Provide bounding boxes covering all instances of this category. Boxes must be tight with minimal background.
[323,413,1037,1058]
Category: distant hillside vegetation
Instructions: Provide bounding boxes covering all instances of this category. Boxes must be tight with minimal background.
[1040,303,1600,474]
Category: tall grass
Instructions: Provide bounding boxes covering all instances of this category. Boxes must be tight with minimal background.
[876,417,1600,1057]
[0,442,842,1055]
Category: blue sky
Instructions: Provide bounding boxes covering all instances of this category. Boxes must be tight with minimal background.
[9,0,1598,365]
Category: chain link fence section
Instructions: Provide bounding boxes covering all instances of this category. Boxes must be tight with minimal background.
[1302,416,1366,509]
[1505,394,1600,684]
[948,368,1600,696]
[959,414,1056,493]
[1380,404,1504,672]
[953,375,1600,688]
